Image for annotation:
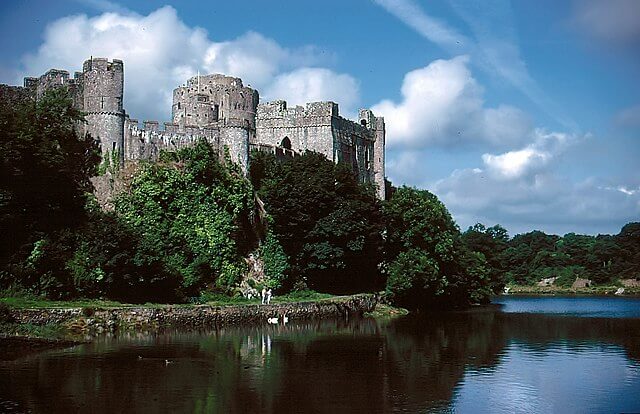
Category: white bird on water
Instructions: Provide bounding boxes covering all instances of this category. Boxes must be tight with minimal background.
[267,317,278,324]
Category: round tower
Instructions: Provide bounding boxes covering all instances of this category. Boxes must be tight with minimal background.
[171,74,258,130]
[81,58,125,163]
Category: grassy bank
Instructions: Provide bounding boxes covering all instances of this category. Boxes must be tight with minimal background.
[0,291,379,343]
[505,284,640,296]
[0,290,336,310]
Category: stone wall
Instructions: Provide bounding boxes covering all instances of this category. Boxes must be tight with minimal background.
[9,295,379,334]
[123,118,250,172]
[255,100,336,158]
[1,57,386,198]
[11,58,126,163]
[172,74,258,130]
[82,58,125,162]
[124,118,221,161]
[255,100,384,193]
[220,126,250,172]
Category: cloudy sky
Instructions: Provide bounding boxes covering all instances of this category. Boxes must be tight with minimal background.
[1,0,638,236]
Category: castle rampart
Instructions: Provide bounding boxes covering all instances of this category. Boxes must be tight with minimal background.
[255,100,385,199]
[124,116,222,162]
[2,58,385,198]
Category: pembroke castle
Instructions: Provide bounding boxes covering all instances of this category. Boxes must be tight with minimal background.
[3,57,386,199]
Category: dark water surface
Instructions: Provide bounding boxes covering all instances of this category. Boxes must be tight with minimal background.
[2,296,640,413]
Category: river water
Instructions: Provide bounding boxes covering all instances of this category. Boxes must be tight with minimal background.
[1,296,639,413]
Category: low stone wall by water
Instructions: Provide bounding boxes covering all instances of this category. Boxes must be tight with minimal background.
[9,294,378,334]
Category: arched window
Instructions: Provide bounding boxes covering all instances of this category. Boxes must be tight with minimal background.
[360,119,367,128]
[281,136,292,150]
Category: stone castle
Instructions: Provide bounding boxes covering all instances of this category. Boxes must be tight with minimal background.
[5,57,386,199]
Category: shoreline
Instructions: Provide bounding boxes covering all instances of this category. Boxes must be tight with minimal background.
[504,285,640,296]
[0,294,381,357]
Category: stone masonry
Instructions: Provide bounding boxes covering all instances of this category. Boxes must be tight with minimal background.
[2,57,386,199]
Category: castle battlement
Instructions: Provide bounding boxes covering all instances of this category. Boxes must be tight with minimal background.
[82,58,123,73]
[2,57,385,198]
[185,74,244,88]
[257,100,339,119]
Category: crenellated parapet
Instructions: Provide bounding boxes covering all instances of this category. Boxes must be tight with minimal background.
[124,115,250,172]
[255,100,385,198]
[172,73,258,132]
[1,58,385,198]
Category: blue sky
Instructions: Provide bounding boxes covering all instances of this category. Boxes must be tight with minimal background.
[1,0,638,236]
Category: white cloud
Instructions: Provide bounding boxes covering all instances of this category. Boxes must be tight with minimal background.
[18,6,351,122]
[263,68,360,117]
[609,186,639,196]
[374,0,469,50]
[482,129,575,180]
[434,168,640,235]
[572,0,640,45]
[372,56,531,149]
[429,130,640,235]
[376,57,634,235]
[374,0,576,130]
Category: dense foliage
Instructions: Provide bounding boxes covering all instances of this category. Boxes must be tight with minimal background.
[3,91,637,307]
[115,143,255,296]
[251,151,385,294]
[461,222,640,286]
[383,187,492,309]
[0,89,102,297]
[0,89,99,271]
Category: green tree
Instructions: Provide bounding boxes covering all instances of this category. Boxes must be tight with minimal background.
[0,88,100,293]
[255,151,384,293]
[67,211,180,302]
[383,186,491,309]
[461,223,509,291]
[612,222,640,280]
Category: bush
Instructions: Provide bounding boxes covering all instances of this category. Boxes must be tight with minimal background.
[260,231,289,290]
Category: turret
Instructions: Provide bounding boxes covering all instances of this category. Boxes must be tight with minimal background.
[81,58,125,164]
[372,116,386,200]
[360,109,385,200]
[171,74,258,130]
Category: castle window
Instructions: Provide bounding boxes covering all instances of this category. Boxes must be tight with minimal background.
[361,119,367,128]
[281,136,292,150]
[177,102,181,110]
[213,104,219,121]
[101,97,104,109]
[112,142,116,152]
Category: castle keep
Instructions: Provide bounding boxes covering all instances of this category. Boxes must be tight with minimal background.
[4,57,386,199]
